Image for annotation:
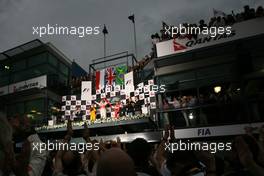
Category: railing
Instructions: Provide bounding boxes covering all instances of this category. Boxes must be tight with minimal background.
[156,98,264,129]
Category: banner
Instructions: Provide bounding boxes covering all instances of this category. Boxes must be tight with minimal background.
[0,75,47,96]
[124,71,134,94]
[156,17,264,58]
[81,81,92,100]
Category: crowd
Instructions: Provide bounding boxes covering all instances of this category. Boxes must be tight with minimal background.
[1,112,264,176]
[161,91,239,110]
[160,88,244,127]
[151,5,264,43]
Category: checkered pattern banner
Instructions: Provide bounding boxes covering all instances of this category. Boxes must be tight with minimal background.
[61,79,156,120]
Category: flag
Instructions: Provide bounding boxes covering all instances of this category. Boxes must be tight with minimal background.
[128,14,135,23]
[106,67,115,86]
[115,65,127,85]
[81,81,92,100]
[162,21,170,30]
[213,8,226,17]
[102,24,108,35]
[125,71,134,94]
[95,69,105,90]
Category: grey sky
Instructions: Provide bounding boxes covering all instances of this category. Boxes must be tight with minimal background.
[0,0,263,71]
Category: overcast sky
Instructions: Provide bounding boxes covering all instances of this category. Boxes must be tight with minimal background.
[0,0,263,71]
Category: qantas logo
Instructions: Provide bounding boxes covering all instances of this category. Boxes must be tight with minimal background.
[173,30,236,50]
[173,39,187,51]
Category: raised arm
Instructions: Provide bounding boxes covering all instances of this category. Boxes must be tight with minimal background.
[54,120,73,174]
[94,101,100,106]
[104,98,112,107]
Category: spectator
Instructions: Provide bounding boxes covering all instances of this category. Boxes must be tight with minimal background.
[249,8,256,19]
[166,151,210,176]
[127,97,135,117]
[213,16,225,27]
[188,95,197,107]
[127,138,161,176]
[162,99,170,126]
[199,19,207,29]
[243,5,251,20]
[168,96,181,109]
[96,148,137,176]
[209,17,217,27]
[226,14,236,25]
[0,113,14,175]
[256,6,264,17]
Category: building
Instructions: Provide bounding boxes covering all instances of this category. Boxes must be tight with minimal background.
[154,17,264,133]
[0,39,73,125]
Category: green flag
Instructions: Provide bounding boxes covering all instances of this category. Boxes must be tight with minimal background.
[115,65,127,85]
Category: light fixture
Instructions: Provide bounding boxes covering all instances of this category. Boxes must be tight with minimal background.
[27,114,34,118]
[189,112,194,120]
[4,65,10,70]
[214,86,221,94]
[31,109,37,113]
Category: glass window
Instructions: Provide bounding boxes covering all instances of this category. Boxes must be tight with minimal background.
[0,75,9,86]
[0,69,6,77]
[12,69,39,83]
[25,99,44,114]
[59,73,68,86]
[25,99,45,124]
[16,102,24,115]
[7,102,24,116]
[48,54,58,67]
[12,59,26,72]
[59,62,69,76]
[10,64,57,84]
[28,53,47,67]
[28,64,57,77]
[196,63,234,80]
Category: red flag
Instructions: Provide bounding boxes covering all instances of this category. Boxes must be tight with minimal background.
[95,69,105,90]
[95,71,100,90]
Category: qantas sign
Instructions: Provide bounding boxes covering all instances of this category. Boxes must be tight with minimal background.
[156,17,264,57]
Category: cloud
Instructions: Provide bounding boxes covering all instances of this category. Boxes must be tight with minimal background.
[0,0,263,71]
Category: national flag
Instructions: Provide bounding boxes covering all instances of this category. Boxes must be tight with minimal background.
[106,67,115,86]
[128,14,135,23]
[102,24,108,35]
[115,65,127,85]
[95,69,105,90]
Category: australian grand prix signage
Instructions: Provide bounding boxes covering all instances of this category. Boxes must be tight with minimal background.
[156,17,264,58]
